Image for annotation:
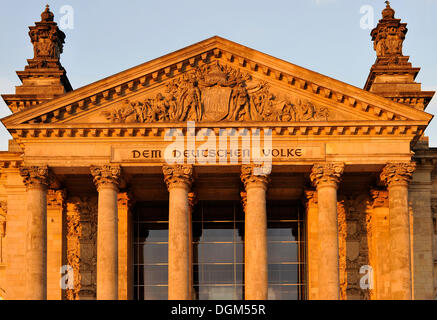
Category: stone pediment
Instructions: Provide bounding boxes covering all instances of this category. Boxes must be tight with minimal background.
[1,36,432,141]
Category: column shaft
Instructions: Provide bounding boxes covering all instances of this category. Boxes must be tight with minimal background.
[381,162,415,300]
[97,184,119,300]
[317,183,340,299]
[20,166,51,300]
[163,165,193,300]
[245,185,268,299]
[91,165,121,300]
[168,185,190,300]
[241,165,270,300]
[25,185,48,300]
[310,163,344,300]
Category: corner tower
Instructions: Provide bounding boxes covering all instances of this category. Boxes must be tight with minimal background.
[364,1,434,111]
[1,5,72,113]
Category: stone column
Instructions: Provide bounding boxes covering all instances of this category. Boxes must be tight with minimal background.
[19,166,51,300]
[380,162,416,300]
[241,164,270,300]
[304,189,319,300]
[163,165,193,300]
[91,165,121,300]
[310,162,344,300]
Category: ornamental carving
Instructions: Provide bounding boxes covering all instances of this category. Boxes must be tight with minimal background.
[303,189,318,209]
[240,191,247,214]
[337,194,373,300]
[19,166,51,188]
[337,198,347,300]
[431,200,437,235]
[380,162,416,187]
[103,62,329,123]
[47,189,66,209]
[28,5,66,69]
[90,165,121,189]
[117,191,135,209]
[371,1,408,65]
[65,196,98,300]
[188,191,198,212]
[240,164,270,189]
[310,162,344,188]
[65,200,82,300]
[162,165,193,189]
[370,189,389,208]
[0,201,6,238]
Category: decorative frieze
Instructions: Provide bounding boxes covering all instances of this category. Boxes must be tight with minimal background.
[310,162,344,188]
[90,165,121,190]
[103,62,329,124]
[162,165,193,190]
[380,162,416,187]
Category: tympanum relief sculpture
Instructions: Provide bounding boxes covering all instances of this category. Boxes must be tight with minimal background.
[103,62,329,123]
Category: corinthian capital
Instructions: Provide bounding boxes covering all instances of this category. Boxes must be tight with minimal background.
[162,165,193,190]
[90,165,121,190]
[240,164,270,190]
[380,162,416,187]
[19,165,51,189]
[310,162,344,188]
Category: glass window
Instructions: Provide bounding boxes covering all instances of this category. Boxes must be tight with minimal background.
[267,201,305,300]
[134,202,169,300]
[193,201,244,300]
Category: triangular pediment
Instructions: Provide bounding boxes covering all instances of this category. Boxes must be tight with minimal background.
[1,36,432,136]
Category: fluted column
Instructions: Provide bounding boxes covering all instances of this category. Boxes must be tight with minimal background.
[241,164,270,300]
[310,162,344,300]
[380,162,416,300]
[20,166,51,300]
[163,165,193,300]
[91,165,121,300]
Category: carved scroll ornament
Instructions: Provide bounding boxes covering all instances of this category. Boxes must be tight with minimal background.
[103,62,329,123]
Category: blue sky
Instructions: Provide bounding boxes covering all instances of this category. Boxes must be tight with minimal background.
[0,0,436,150]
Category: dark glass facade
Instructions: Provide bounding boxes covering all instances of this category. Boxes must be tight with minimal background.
[134,200,305,300]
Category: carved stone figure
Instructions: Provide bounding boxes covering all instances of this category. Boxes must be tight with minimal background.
[103,62,329,123]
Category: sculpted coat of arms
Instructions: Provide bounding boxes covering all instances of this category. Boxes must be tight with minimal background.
[103,62,329,123]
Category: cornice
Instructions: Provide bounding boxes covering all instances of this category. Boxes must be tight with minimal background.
[6,121,427,142]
